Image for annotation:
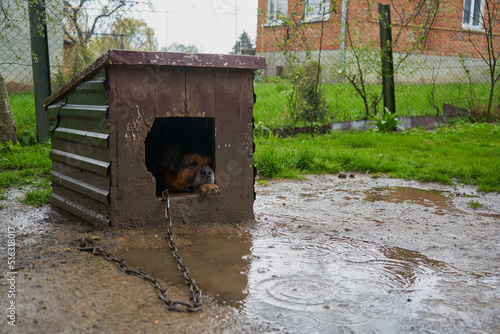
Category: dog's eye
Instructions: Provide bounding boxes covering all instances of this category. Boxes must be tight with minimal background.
[188,161,198,167]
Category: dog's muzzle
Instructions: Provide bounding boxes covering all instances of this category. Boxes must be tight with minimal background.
[186,167,215,192]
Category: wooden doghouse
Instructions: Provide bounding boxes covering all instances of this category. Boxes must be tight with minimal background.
[44,50,266,228]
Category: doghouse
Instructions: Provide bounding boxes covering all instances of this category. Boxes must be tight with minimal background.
[44,50,266,228]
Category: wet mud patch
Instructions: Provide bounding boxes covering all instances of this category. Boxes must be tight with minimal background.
[1,173,499,333]
[365,186,450,215]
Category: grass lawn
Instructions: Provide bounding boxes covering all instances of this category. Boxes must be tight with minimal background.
[9,91,36,131]
[254,80,492,128]
[0,142,51,206]
[254,122,500,192]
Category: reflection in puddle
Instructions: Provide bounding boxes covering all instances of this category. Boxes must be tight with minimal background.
[244,236,453,332]
[365,187,450,215]
[115,230,251,307]
[115,222,498,333]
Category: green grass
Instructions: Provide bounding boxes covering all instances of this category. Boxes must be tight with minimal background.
[254,122,500,192]
[254,79,492,129]
[468,200,483,209]
[2,91,51,206]
[0,142,52,206]
[9,91,36,131]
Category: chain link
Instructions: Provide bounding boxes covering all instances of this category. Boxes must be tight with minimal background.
[77,189,203,313]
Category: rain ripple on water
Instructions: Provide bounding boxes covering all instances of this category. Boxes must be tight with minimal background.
[244,236,454,333]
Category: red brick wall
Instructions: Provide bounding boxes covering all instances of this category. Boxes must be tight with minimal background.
[256,0,500,58]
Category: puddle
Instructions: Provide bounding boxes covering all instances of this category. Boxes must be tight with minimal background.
[114,230,252,307]
[114,221,499,333]
[244,235,453,332]
[364,187,450,215]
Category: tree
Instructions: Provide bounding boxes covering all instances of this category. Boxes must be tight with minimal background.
[231,31,255,55]
[88,17,158,55]
[340,0,440,117]
[63,0,152,45]
[0,73,17,144]
[266,0,337,135]
[265,0,441,120]
[166,43,200,53]
[55,0,153,89]
[62,0,153,72]
[1,0,153,141]
[460,0,500,120]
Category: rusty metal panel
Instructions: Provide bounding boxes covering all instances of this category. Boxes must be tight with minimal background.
[50,193,109,226]
[47,68,111,226]
[51,171,109,203]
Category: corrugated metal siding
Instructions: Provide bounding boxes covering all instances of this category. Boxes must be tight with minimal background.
[47,69,110,226]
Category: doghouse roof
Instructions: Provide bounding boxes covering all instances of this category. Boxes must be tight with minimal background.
[44,49,266,107]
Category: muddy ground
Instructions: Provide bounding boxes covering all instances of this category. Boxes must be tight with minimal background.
[1,173,499,333]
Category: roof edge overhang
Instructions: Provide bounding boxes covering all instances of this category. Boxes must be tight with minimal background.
[44,49,267,107]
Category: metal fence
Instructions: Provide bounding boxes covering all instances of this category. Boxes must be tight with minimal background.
[255,0,499,127]
[0,0,62,136]
[1,0,498,139]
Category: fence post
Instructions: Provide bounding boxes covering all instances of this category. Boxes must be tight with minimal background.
[29,0,51,143]
[378,3,396,114]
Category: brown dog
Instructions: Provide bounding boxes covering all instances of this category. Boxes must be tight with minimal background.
[159,149,220,197]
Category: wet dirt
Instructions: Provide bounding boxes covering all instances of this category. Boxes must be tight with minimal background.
[1,173,499,333]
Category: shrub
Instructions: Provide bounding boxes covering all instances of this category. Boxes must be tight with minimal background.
[289,61,329,124]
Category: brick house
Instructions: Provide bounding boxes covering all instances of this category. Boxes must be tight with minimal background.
[256,0,499,84]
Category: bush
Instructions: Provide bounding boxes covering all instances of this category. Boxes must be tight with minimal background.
[289,61,329,124]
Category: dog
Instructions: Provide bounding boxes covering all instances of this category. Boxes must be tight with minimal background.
[158,146,220,198]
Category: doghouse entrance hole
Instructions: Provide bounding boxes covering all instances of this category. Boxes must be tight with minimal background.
[145,117,215,197]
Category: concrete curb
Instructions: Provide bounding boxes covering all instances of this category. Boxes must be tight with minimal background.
[272,104,469,137]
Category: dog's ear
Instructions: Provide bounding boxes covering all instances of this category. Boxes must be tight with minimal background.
[163,152,183,172]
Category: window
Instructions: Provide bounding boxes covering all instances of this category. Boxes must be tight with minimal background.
[267,0,288,25]
[462,0,484,30]
[304,0,330,22]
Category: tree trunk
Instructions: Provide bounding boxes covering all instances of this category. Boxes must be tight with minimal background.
[0,73,18,144]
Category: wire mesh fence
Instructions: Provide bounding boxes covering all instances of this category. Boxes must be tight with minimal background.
[1,0,499,139]
[255,0,500,129]
[0,0,62,137]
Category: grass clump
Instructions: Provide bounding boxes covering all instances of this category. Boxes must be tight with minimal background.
[254,123,500,192]
[468,200,483,209]
[0,142,52,206]
[2,90,52,206]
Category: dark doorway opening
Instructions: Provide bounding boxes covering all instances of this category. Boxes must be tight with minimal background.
[145,117,215,196]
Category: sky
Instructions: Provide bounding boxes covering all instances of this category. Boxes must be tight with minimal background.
[138,0,259,53]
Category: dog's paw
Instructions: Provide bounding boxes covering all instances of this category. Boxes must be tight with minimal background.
[198,184,220,198]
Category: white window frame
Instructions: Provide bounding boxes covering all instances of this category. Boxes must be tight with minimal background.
[267,0,288,26]
[462,0,485,31]
[304,0,330,22]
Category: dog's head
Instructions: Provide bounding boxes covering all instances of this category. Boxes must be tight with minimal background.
[162,152,215,193]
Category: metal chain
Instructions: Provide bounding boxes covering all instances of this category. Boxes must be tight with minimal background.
[77,189,203,313]
[162,189,203,312]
